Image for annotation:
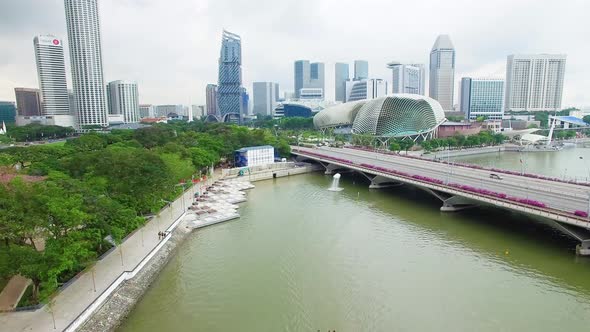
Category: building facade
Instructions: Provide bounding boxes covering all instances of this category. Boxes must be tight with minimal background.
[217,30,243,122]
[14,88,41,116]
[252,82,278,116]
[299,88,324,100]
[107,80,140,123]
[0,102,17,124]
[460,78,505,120]
[429,35,455,110]
[205,84,218,116]
[240,88,249,116]
[504,54,567,112]
[139,104,155,118]
[155,105,183,117]
[34,35,70,119]
[294,60,325,99]
[345,79,387,102]
[354,60,369,80]
[335,63,350,102]
[388,62,425,95]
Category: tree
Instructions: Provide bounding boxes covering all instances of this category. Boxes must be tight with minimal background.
[389,141,401,153]
[398,139,414,153]
[583,115,590,124]
[65,133,107,152]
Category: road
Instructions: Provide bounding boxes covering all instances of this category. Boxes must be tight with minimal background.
[292,146,590,216]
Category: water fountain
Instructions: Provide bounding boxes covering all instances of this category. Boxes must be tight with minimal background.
[328,173,344,192]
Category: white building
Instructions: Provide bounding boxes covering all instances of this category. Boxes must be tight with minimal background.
[505,54,567,112]
[64,0,108,127]
[33,35,72,127]
[429,35,456,110]
[191,105,206,118]
[155,105,183,117]
[299,88,324,100]
[345,79,387,102]
[387,62,425,95]
[252,82,278,116]
[139,104,155,118]
[107,80,140,123]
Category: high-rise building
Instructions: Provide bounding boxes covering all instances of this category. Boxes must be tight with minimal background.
[387,62,425,95]
[504,54,567,112]
[274,83,280,102]
[217,30,243,122]
[299,88,324,100]
[33,35,70,118]
[64,0,108,127]
[335,63,350,102]
[14,88,41,116]
[0,102,17,124]
[241,87,249,116]
[253,82,278,116]
[139,104,155,118]
[460,78,505,120]
[107,80,140,123]
[345,79,387,102]
[294,60,325,99]
[429,35,455,110]
[354,60,369,80]
[205,84,218,116]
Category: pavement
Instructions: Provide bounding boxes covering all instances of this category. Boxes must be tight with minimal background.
[0,183,199,332]
[0,276,31,311]
[293,146,590,215]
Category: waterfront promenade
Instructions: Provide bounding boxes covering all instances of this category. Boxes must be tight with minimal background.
[0,185,196,332]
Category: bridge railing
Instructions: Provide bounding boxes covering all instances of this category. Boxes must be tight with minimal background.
[292,148,589,223]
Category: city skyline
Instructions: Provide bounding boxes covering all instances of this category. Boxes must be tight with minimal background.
[0,0,588,108]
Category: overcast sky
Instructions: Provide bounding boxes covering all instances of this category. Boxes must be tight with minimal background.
[1,0,589,107]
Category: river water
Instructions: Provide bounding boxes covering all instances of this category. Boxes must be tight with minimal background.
[119,148,590,332]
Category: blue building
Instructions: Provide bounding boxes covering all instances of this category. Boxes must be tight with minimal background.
[217,30,243,123]
[460,78,504,120]
[334,63,349,102]
[354,60,369,80]
[284,104,312,118]
[240,87,249,116]
[0,101,16,124]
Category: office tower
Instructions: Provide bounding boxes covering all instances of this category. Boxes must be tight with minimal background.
[217,30,243,122]
[274,83,280,102]
[387,62,426,95]
[299,88,323,100]
[335,63,350,102]
[294,60,310,99]
[253,82,278,116]
[309,62,325,92]
[460,78,504,120]
[14,88,41,116]
[504,54,567,112]
[241,87,249,116]
[206,84,218,116]
[68,90,77,117]
[139,104,155,118]
[345,79,387,102]
[107,80,140,123]
[64,0,108,127]
[33,35,70,118]
[354,60,369,80]
[0,102,17,124]
[429,35,456,110]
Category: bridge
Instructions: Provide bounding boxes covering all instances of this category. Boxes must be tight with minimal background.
[291,145,590,255]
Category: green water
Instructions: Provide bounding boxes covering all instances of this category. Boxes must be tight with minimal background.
[119,149,590,331]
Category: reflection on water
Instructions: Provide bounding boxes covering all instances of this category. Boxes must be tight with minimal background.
[119,149,590,332]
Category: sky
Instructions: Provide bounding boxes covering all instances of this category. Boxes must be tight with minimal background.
[0,0,589,108]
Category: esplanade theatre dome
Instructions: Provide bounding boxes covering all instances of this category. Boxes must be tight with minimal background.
[314,94,446,139]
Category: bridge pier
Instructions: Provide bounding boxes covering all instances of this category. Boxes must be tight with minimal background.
[549,221,590,256]
[423,188,477,212]
[368,175,403,189]
[324,163,340,175]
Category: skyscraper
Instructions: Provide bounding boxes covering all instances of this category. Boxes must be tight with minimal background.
[33,35,70,118]
[429,35,455,110]
[274,83,280,102]
[107,80,140,123]
[460,78,504,120]
[0,102,17,124]
[253,82,277,116]
[335,63,350,102]
[293,60,324,99]
[387,62,425,95]
[345,79,387,102]
[64,0,108,127]
[240,87,249,116]
[205,84,218,116]
[217,30,243,123]
[504,54,566,112]
[354,60,369,80]
[14,88,41,116]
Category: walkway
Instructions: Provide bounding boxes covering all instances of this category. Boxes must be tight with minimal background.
[0,184,199,332]
[0,276,30,312]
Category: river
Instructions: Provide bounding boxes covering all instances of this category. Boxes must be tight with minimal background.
[119,148,590,331]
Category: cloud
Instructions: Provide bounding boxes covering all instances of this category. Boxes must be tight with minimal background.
[0,0,588,107]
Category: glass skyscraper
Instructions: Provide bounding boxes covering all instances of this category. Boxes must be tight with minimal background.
[217,30,243,123]
[293,60,324,99]
[354,60,369,80]
[429,35,455,110]
[460,78,504,120]
[334,63,349,102]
